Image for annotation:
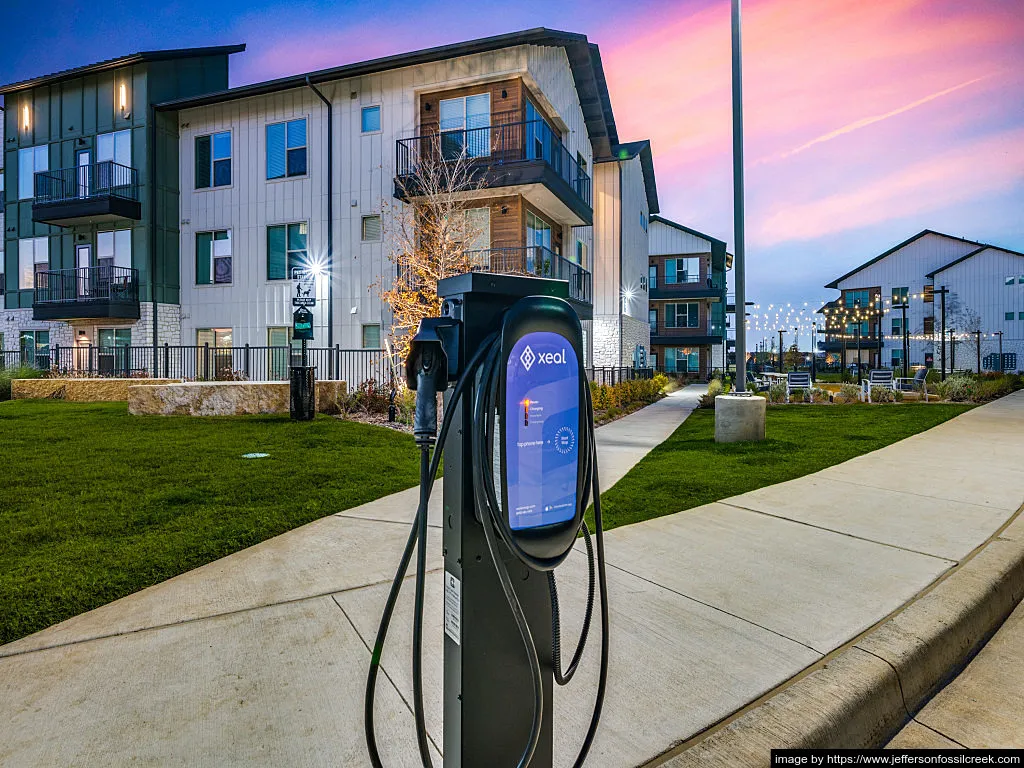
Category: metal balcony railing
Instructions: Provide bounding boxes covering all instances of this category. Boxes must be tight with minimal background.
[34,266,140,306]
[34,161,140,205]
[465,246,592,304]
[397,117,592,207]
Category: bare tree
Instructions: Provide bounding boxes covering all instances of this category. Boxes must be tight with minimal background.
[378,136,490,361]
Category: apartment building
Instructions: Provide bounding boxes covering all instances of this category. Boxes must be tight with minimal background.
[150,28,619,363]
[591,139,658,366]
[647,216,730,377]
[0,46,246,368]
[819,230,1024,373]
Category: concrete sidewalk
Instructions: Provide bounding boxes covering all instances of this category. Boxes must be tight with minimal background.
[0,386,702,767]
[2,388,1022,767]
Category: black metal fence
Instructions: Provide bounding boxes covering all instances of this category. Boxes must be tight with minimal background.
[34,266,140,307]
[34,161,139,204]
[396,117,592,207]
[585,367,655,386]
[466,246,592,305]
[0,344,392,386]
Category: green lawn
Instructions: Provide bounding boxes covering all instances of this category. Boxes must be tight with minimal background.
[0,401,421,645]
[595,404,974,531]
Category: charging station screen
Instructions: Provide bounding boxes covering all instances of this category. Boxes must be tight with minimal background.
[505,331,579,530]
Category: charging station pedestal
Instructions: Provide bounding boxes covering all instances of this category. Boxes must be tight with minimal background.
[438,272,574,768]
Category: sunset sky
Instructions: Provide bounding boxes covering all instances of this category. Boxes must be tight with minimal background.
[4,0,1022,346]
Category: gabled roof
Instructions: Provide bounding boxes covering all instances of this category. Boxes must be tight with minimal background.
[824,229,984,289]
[650,214,731,272]
[926,244,1024,278]
[598,139,659,214]
[0,45,246,95]
[155,28,619,160]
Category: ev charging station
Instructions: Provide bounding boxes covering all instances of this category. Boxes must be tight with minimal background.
[365,272,609,768]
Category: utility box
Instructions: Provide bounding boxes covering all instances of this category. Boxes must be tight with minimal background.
[290,365,316,420]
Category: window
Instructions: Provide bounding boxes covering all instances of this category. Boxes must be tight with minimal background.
[196,230,232,285]
[361,106,381,133]
[664,348,699,374]
[845,321,869,335]
[640,211,648,233]
[1005,312,1015,321]
[665,257,700,284]
[891,317,903,337]
[465,208,489,252]
[923,285,934,304]
[440,93,491,158]
[266,119,307,179]
[97,129,131,167]
[1020,312,1024,321]
[195,131,231,189]
[844,289,872,308]
[362,324,381,349]
[891,349,903,368]
[649,309,657,333]
[1006,276,1016,286]
[640,275,648,292]
[665,302,700,329]
[575,239,587,267]
[267,327,296,378]
[361,215,382,242]
[19,330,49,369]
[892,286,908,304]
[1019,276,1024,284]
[18,145,47,199]
[648,264,657,290]
[18,237,48,289]
[267,223,308,280]
[97,230,132,270]
[923,316,935,335]
[196,328,233,379]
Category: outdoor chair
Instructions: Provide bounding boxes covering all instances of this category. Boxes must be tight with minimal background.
[861,369,895,402]
[896,367,930,402]
[786,371,811,402]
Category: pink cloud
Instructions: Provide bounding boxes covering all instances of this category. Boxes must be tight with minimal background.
[754,128,1024,245]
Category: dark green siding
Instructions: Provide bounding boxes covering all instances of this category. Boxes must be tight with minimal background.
[2,53,232,312]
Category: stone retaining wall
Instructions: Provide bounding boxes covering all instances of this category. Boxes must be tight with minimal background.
[13,378,183,402]
[128,380,349,416]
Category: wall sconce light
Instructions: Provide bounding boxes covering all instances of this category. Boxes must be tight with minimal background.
[22,104,30,131]
[501,89,507,99]
[500,205,508,215]
[424,102,432,112]
[119,83,130,118]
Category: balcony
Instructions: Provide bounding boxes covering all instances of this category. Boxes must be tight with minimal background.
[466,246,592,313]
[649,322,725,347]
[33,162,142,227]
[650,274,726,301]
[396,116,593,225]
[33,266,141,321]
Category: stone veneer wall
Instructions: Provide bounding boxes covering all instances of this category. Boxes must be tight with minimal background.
[592,314,651,367]
[13,378,183,401]
[128,380,348,416]
[0,303,181,352]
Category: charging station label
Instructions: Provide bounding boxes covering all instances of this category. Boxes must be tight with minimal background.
[444,571,461,645]
[505,331,579,530]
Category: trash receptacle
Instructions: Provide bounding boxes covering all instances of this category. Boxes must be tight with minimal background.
[290,365,316,421]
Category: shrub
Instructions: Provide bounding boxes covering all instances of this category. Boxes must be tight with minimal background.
[809,387,830,404]
[707,378,723,397]
[788,387,807,403]
[833,383,862,404]
[973,374,1024,403]
[339,378,392,415]
[893,389,904,402]
[0,365,44,401]
[925,368,942,384]
[870,386,895,403]
[590,375,665,420]
[767,382,787,404]
[937,374,976,402]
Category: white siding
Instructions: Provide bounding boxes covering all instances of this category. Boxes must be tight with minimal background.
[591,162,620,317]
[834,233,981,369]
[648,218,714,256]
[177,44,594,350]
[619,157,650,322]
[935,247,1024,372]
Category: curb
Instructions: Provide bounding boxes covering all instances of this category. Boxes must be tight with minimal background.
[655,512,1024,766]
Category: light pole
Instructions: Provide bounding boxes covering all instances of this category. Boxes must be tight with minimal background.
[854,299,862,382]
[894,299,909,377]
[996,330,1004,373]
[811,322,818,382]
[778,328,785,373]
[974,329,982,374]
[949,327,956,373]
[934,285,949,379]
[731,0,748,393]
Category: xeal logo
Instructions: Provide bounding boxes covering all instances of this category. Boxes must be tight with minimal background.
[520,345,566,372]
